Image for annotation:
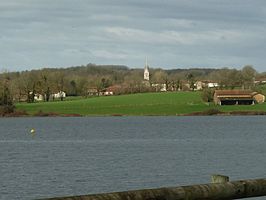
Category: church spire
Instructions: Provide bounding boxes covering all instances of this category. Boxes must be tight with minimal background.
[144,57,150,81]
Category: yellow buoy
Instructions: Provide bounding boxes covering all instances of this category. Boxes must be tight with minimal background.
[30,129,35,134]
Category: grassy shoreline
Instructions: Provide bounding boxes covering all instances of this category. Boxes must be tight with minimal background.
[14,92,266,117]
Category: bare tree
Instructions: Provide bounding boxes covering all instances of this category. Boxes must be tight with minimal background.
[241,65,256,89]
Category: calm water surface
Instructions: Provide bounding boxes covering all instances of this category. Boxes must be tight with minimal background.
[0,116,266,200]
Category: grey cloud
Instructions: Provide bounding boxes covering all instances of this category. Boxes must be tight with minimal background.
[0,0,266,71]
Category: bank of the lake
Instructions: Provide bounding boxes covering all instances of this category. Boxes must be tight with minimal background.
[15,92,266,116]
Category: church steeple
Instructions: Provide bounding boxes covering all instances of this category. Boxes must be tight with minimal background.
[144,57,149,81]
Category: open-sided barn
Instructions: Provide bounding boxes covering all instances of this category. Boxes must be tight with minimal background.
[214,90,265,105]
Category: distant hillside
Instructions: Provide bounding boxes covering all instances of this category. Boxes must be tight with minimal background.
[1,63,265,103]
[166,68,220,76]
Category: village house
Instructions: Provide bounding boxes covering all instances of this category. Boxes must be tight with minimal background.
[104,85,123,95]
[104,89,113,96]
[87,85,123,96]
[207,82,219,88]
[34,91,66,101]
[254,78,266,85]
[151,83,167,92]
[214,90,265,105]
[194,81,204,90]
[194,80,219,90]
[34,93,44,101]
[87,88,99,96]
[52,91,66,100]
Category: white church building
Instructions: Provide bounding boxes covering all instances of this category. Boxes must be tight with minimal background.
[144,58,167,92]
[144,58,150,81]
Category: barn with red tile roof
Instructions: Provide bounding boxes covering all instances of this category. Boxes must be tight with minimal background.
[214,90,255,105]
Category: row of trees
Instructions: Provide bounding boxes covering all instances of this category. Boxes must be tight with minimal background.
[0,64,265,108]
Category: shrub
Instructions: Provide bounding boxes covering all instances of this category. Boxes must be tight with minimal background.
[0,105,15,116]
[203,108,221,115]
[34,110,59,117]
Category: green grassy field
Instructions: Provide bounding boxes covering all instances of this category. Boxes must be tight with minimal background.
[16,92,266,116]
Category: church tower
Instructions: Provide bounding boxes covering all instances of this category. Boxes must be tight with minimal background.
[144,57,150,81]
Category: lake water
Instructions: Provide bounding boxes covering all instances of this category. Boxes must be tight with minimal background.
[0,116,266,200]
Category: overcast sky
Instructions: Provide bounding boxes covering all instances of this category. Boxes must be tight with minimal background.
[1,0,266,72]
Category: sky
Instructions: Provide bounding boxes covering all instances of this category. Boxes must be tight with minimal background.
[1,0,266,72]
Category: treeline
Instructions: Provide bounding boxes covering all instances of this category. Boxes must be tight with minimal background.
[0,63,266,111]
